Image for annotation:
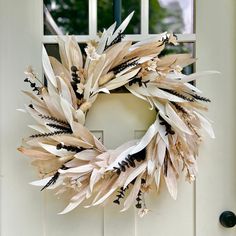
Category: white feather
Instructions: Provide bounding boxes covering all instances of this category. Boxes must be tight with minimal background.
[130,119,159,155]
[107,11,134,45]
[180,71,220,83]
[124,162,147,188]
[39,143,74,157]
[59,194,86,214]
[194,111,215,138]
[157,138,166,166]
[42,46,57,87]
[121,176,142,212]
[164,163,178,200]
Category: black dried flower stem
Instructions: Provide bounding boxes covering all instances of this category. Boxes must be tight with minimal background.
[25,69,44,86]
[105,31,125,50]
[128,78,149,87]
[191,94,211,102]
[159,115,175,136]
[160,88,211,103]
[70,65,84,100]
[71,66,80,83]
[160,33,178,46]
[46,123,72,132]
[135,179,147,209]
[112,58,139,75]
[30,116,72,138]
[24,78,41,95]
[160,88,195,102]
[171,102,188,114]
[30,130,72,138]
[135,190,143,209]
[39,114,69,126]
[163,154,168,177]
[113,148,146,175]
[56,143,84,153]
[113,186,129,205]
[41,165,69,191]
[113,177,139,205]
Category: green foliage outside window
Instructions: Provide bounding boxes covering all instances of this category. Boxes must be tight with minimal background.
[44,0,185,35]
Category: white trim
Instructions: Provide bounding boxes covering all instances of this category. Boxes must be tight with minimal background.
[89,0,97,37]
[141,0,149,36]
[43,33,196,44]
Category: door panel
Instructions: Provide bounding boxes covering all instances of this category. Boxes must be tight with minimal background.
[196,0,236,235]
[136,178,194,236]
[0,1,44,236]
[44,192,104,236]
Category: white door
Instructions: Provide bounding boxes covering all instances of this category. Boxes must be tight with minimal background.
[0,0,235,235]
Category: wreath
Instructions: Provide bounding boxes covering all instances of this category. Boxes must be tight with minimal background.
[18,13,216,216]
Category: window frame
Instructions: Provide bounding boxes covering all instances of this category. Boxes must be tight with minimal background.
[43,0,196,44]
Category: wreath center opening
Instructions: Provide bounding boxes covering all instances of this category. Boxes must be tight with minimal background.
[85,93,156,149]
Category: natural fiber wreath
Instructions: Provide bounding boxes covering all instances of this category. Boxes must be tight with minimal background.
[18,13,217,216]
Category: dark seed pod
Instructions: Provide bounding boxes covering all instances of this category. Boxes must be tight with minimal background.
[113,167,121,175]
[118,162,126,172]
[121,160,129,167]
[71,66,78,72]
[56,143,63,150]
[125,157,136,167]
[113,199,120,205]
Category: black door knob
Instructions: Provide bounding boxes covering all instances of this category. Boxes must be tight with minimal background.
[219,211,236,228]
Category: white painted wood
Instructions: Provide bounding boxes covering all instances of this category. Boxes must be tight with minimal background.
[196,0,236,235]
[141,0,149,36]
[43,33,196,43]
[136,177,195,236]
[43,192,104,236]
[89,0,97,38]
[0,0,44,236]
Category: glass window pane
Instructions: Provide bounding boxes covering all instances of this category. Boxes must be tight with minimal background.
[97,0,113,32]
[45,43,87,59]
[44,0,89,35]
[44,44,60,60]
[97,0,140,34]
[122,0,140,34]
[149,0,194,34]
